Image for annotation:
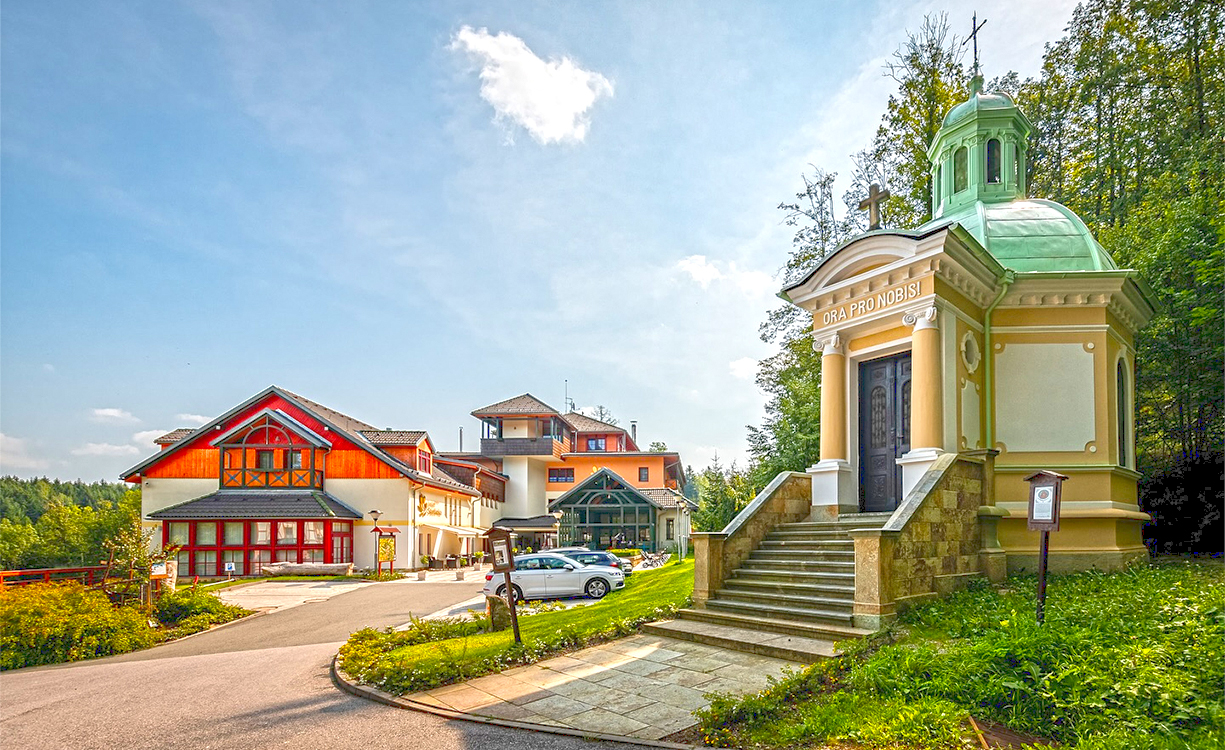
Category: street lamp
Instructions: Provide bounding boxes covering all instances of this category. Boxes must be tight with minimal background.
[369,509,382,525]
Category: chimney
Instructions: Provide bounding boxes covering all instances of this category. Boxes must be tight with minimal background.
[630,421,637,445]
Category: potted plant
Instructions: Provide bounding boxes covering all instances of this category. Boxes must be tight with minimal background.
[417,555,430,580]
[474,551,486,568]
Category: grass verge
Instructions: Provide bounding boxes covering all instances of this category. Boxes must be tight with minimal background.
[339,558,694,694]
[695,559,1224,750]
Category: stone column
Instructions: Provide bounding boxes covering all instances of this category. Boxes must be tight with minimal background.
[909,307,943,450]
[810,334,856,519]
[691,532,726,606]
[819,335,847,461]
[898,306,945,499]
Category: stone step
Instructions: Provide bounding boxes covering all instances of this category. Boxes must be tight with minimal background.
[722,578,854,598]
[765,529,849,540]
[749,549,854,561]
[714,589,854,612]
[706,598,856,624]
[740,559,855,574]
[678,607,872,641]
[641,619,838,664]
[730,569,855,585]
[758,539,854,551]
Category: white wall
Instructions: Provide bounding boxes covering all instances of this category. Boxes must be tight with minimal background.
[501,418,535,438]
[326,478,414,569]
[141,478,218,515]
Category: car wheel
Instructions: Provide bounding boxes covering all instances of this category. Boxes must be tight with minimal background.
[585,578,609,599]
[496,584,524,603]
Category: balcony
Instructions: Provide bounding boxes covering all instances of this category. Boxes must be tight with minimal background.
[479,437,568,458]
[221,468,324,489]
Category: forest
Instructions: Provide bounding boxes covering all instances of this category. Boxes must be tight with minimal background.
[0,476,142,569]
[696,0,1223,554]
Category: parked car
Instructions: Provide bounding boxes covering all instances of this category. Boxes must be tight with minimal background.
[482,552,624,602]
[551,547,634,576]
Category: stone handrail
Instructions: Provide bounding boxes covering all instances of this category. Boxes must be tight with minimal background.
[848,450,1004,629]
[691,471,812,605]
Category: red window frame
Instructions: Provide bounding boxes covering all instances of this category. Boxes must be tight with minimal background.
[163,518,351,576]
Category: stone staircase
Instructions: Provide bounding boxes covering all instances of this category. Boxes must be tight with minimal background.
[646,513,892,662]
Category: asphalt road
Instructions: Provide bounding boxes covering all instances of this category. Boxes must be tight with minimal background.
[0,579,643,750]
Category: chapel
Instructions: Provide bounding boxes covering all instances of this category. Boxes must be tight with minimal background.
[681,72,1157,644]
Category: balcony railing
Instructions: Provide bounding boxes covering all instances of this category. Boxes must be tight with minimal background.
[221,468,324,489]
[479,436,568,458]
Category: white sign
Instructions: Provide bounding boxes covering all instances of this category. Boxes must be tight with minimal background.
[1032,486,1054,522]
[223,562,236,573]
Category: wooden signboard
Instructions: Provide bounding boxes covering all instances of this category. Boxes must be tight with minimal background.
[1024,470,1068,624]
[149,562,168,581]
[1025,470,1067,532]
[483,527,520,643]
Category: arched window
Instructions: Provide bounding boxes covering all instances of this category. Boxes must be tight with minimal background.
[1015,145,1024,192]
[954,147,968,193]
[1117,359,1129,466]
[935,164,943,203]
[986,139,1001,184]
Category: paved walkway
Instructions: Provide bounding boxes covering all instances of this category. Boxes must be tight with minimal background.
[1,580,643,750]
[216,579,376,612]
[408,632,793,740]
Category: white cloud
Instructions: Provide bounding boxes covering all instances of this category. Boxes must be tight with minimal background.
[132,430,170,448]
[0,434,49,471]
[729,357,758,381]
[42,363,55,373]
[175,413,211,426]
[90,407,140,424]
[71,443,141,457]
[450,26,614,145]
[675,255,776,299]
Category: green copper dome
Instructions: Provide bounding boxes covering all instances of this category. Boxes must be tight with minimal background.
[942,89,1017,128]
[921,75,1119,273]
[921,198,1118,272]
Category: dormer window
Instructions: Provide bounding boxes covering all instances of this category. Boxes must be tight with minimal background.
[954,147,968,193]
[986,139,1001,184]
[418,451,431,473]
[586,437,606,451]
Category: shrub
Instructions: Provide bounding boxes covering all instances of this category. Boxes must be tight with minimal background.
[606,548,641,557]
[0,582,155,670]
[154,586,243,626]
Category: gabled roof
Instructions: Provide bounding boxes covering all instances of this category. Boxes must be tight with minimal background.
[147,490,363,520]
[121,386,479,498]
[154,429,195,445]
[639,487,697,510]
[549,468,669,509]
[209,408,332,448]
[472,393,559,417]
[561,411,625,434]
[358,430,427,446]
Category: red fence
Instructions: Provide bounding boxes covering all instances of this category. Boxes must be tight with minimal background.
[0,566,112,587]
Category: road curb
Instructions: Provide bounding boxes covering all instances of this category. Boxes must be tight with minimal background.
[329,654,707,750]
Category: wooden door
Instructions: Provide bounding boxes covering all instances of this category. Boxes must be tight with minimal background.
[859,353,912,512]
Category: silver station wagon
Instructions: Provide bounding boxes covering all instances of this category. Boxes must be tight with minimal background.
[482,552,625,602]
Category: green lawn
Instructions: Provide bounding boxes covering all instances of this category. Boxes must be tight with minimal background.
[339,558,694,695]
[697,559,1225,750]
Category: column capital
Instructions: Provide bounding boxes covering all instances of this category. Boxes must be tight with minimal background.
[902,305,939,331]
[814,332,843,356]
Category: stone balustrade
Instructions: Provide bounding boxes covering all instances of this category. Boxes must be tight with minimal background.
[849,450,1005,629]
[691,472,812,606]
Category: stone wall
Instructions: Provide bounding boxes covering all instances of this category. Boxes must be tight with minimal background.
[691,472,811,605]
[889,455,985,603]
[849,451,1003,629]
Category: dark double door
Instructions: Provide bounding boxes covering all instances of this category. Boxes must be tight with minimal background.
[859,353,912,512]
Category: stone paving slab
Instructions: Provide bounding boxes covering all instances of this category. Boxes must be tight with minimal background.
[408,633,794,740]
[216,580,375,612]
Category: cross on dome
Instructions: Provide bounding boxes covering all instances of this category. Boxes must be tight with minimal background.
[858,183,891,230]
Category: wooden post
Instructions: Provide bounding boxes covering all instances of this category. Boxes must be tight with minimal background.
[1036,530,1050,624]
[503,570,521,643]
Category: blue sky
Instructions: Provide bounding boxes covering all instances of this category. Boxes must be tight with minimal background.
[1,0,1074,482]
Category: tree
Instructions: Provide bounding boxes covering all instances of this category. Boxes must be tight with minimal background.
[693,457,754,532]
[648,441,668,452]
[0,520,38,569]
[584,405,619,426]
[848,13,968,229]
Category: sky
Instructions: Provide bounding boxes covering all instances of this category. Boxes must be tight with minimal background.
[0,0,1077,482]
